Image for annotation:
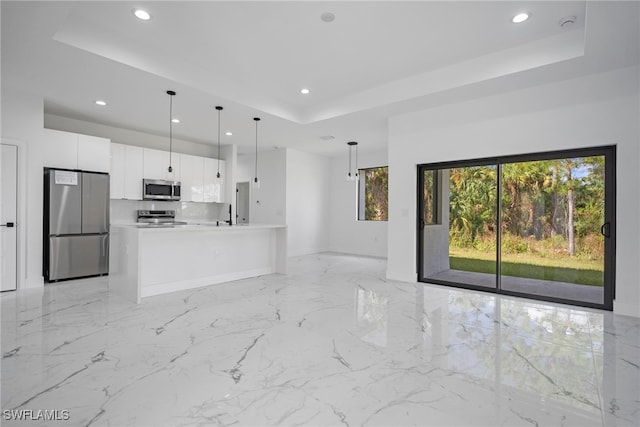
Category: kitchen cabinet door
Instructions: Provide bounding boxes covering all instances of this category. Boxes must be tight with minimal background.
[124,145,144,200]
[142,148,166,181]
[110,143,126,199]
[204,158,225,203]
[78,135,111,173]
[41,129,79,170]
[180,154,204,202]
[143,148,180,181]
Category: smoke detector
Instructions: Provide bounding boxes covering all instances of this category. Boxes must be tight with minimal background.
[321,12,335,23]
[320,135,335,141]
[559,16,577,28]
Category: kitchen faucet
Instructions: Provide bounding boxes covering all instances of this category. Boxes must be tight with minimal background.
[224,204,233,225]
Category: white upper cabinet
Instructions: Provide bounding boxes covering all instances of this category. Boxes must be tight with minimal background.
[113,143,224,203]
[41,129,79,169]
[124,145,144,199]
[110,143,126,199]
[204,158,226,203]
[42,129,110,173]
[110,144,144,200]
[78,134,111,172]
[143,148,180,181]
[179,154,204,202]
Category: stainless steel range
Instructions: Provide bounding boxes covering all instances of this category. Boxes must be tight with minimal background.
[136,210,187,226]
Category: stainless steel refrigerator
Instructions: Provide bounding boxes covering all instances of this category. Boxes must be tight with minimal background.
[43,168,110,282]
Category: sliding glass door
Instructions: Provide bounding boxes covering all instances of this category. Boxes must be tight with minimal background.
[418,147,615,310]
[419,162,498,291]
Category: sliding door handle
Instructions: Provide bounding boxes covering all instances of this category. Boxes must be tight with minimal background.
[0,222,14,228]
[600,222,611,238]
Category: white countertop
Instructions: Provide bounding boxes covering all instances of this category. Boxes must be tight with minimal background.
[111,222,286,231]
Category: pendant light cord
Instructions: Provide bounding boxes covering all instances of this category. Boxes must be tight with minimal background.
[216,106,223,178]
[254,119,259,181]
[167,90,176,173]
[169,94,173,170]
[347,141,358,179]
[355,143,358,179]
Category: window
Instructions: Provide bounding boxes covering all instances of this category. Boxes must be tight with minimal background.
[422,169,439,225]
[358,166,388,221]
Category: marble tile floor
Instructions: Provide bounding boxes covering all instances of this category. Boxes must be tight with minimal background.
[1,253,639,427]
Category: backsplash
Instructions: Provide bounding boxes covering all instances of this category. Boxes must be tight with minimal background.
[111,200,227,224]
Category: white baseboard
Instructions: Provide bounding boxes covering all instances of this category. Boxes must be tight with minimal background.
[386,270,417,283]
[141,267,275,299]
[614,300,640,318]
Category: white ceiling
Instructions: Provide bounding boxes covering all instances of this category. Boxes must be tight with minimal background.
[2,1,638,156]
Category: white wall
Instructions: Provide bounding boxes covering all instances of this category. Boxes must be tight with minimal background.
[2,89,63,287]
[237,150,287,226]
[237,148,331,256]
[328,149,388,258]
[286,149,330,256]
[387,66,640,318]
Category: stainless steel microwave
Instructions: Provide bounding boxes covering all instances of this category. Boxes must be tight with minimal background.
[143,179,181,201]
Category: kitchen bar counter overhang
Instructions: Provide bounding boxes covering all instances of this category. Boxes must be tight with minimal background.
[109,224,287,303]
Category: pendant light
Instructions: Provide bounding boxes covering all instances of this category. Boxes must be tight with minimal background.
[346,141,359,181]
[215,106,223,179]
[252,117,261,189]
[166,90,176,173]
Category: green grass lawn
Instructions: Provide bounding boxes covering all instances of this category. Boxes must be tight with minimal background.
[449,249,604,287]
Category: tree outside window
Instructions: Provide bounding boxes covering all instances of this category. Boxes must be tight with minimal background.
[358,166,388,221]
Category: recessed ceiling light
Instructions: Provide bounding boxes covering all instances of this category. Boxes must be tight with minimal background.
[300,88,310,95]
[225,131,233,136]
[171,118,180,124]
[133,9,151,21]
[321,12,335,23]
[512,12,530,23]
[95,100,107,106]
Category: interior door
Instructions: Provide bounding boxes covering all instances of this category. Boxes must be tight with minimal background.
[1,144,18,291]
[236,182,250,224]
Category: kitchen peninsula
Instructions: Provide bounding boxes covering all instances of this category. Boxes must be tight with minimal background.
[109,223,287,303]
